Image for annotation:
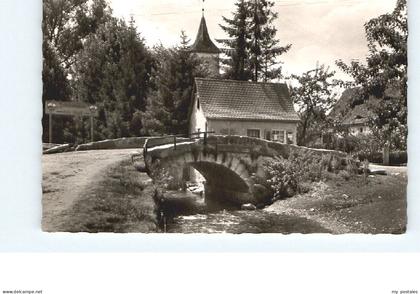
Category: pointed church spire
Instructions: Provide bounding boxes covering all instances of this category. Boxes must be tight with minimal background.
[191,9,220,54]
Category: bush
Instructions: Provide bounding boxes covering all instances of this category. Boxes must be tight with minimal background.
[264,157,299,199]
[263,150,357,200]
[338,170,351,181]
[390,151,407,165]
[357,151,382,164]
[357,150,407,165]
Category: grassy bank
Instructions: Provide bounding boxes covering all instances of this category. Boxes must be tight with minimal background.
[266,169,407,234]
[58,159,158,233]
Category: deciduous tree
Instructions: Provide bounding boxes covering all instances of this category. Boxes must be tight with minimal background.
[73,18,153,140]
[336,0,407,150]
[289,65,337,146]
[42,0,111,142]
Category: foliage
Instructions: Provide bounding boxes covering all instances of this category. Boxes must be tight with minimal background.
[142,32,209,136]
[42,0,111,143]
[248,0,291,82]
[289,65,338,146]
[336,0,407,150]
[43,0,111,69]
[219,0,252,81]
[389,151,408,165]
[357,150,407,166]
[263,151,357,200]
[73,18,153,141]
[219,0,291,82]
[42,1,222,143]
[264,157,298,199]
[326,132,407,165]
[332,133,380,155]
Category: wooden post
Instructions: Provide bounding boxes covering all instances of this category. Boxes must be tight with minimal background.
[90,115,94,142]
[49,113,53,144]
[174,136,177,150]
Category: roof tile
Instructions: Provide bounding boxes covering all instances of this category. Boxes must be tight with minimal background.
[195,78,300,121]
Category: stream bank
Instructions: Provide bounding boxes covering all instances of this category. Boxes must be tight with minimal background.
[155,167,407,234]
[155,184,331,234]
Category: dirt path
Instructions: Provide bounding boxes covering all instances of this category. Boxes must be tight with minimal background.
[42,149,140,232]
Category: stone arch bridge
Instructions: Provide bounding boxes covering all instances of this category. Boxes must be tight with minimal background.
[143,135,349,207]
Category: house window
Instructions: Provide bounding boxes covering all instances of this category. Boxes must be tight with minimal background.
[286,131,294,144]
[359,127,363,133]
[247,129,260,138]
[271,130,285,143]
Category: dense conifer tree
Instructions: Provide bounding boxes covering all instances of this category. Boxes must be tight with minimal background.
[219,0,290,82]
[142,32,209,135]
[218,0,251,81]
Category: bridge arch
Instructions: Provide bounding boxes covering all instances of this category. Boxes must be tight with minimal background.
[159,149,260,205]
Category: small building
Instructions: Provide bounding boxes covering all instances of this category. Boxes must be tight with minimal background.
[188,10,299,144]
[189,78,300,144]
[330,88,375,136]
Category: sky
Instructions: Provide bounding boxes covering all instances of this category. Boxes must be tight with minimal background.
[109,0,397,79]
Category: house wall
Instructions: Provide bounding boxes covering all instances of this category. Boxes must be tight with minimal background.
[349,124,372,136]
[208,119,298,145]
[189,94,207,135]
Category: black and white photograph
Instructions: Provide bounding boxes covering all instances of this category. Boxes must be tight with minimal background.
[41,0,407,234]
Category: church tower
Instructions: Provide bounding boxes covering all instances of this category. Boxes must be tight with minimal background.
[191,11,221,76]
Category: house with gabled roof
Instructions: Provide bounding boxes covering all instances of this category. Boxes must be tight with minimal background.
[329,88,377,136]
[188,11,299,145]
[189,78,300,144]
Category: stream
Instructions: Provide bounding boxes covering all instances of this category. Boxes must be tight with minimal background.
[159,189,330,234]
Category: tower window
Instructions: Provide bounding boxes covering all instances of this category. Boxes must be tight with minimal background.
[197,98,200,110]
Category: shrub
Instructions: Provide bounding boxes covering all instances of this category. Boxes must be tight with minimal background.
[338,170,350,181]
[264,157,299,199]
[150,164,183,190]
[390,151,407,165]
[357,151,382,164]
[330,156,341,172]
[263,150,357,200]
[357,150,407,165]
